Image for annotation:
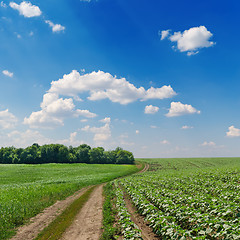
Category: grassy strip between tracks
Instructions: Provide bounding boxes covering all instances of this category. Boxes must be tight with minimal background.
[100,182,119,240]
[36,163,144,240]
[35,186,95,240]
[100,162,146,239]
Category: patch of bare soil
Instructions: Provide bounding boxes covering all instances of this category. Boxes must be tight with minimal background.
[60,184,104,240]
[11,187,90,240]
[139,163,149,173]
[124,194,160,240]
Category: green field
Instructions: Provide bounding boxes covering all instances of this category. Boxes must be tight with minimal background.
[113,158,240,239]
[0,163,138,239]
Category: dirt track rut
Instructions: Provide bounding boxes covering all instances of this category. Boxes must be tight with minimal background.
[11,187,90,240]
[60,184,103,240]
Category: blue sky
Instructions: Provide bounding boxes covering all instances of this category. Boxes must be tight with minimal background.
[1,0,240,157]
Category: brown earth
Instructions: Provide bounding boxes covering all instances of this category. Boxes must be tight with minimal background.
[11,187,90,240]
[11,162,149,240]
[124,193,160,240]
[60,184,104,240]
[121,162,160,240]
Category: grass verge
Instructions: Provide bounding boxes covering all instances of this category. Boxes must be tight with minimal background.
[100,182,119,240]
[100,163,146,239]
[35,186,95,240]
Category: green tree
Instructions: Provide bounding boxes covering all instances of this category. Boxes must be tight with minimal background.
[89,147,104,164]
[116,150,134,164]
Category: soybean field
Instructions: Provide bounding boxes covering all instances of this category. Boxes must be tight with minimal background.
[108,158,240,239]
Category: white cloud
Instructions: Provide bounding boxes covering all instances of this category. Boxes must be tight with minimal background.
[144,105,159,114]
[45,20,65,33]
[162,26,215,55]
[0,109,18,129]
[166,102,200,117]
[100,117,111,123]
[136,130,139,134]
[1,1,6,7]
[49,70,176,105]
[143,86,177,100]
[120,140,135,146]
[150,125,157,129]
[226,125,240,137]
[2,70,13,77]
[81,122,111,142]
[10,1,42,18]
[201,141,216,146]
[160,140,170,145]
[23,110,64,129]
[24,92,97,128]
[80,119,88,122]
[75,109,97,118]
[181,125,194,129]
[160,29,171,40]
[119,133,128,139]
[29,31,34,36]
[25,70,175,128]
[7,129,51,147]
[56,132,84,146]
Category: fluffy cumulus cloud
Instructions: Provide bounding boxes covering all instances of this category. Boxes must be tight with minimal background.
[81,121,111,143]
[161,26,215,55]
[2,70,13,77]
[160,140,170,145]
[25,70,175,129]
[100,117,111,123]
[160,29,171,40]
[144,105,159,114]
[166,102,200,117]
[57,132,84,146]
[226,126,240,137]
[24,92,97,128]
[1,1,7,8]
[10,1,42,18]
[201,141,216,147]
[0,109,18,129]
[45,20,65,33]
[181,125,194,129]
[49,70,176,105]
[7,129,51,147]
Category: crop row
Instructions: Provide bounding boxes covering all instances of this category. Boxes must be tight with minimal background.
[119,169,240,239]
[113,181,142,239]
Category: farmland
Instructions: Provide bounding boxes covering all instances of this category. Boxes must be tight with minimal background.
[0,163,138,239]
[109,158,240,239]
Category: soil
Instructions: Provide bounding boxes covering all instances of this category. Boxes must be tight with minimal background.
[11,187,90,240]
[60,184,104,240]
[11,162,149,240]
[124,194,160,240]
[139,163,149,173]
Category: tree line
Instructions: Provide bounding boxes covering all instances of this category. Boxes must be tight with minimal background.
[0,144,135,165]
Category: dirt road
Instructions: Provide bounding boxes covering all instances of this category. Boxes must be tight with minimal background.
[60,184,104,240]
[11,187,90,240]
[11,162,148,240]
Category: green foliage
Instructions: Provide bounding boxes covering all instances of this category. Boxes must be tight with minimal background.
[116,150,134,164]
[114,181,142,239]
[116,158,240,239]
[0,144,135,165]
[100,183,119,240]
[89,147,105,164]
[0,163,138,239]
[36,187,95,240]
